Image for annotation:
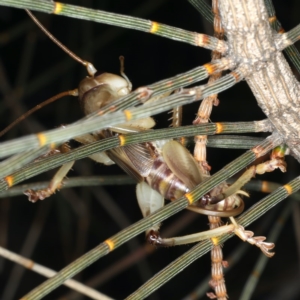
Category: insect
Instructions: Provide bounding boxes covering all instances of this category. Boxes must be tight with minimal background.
[17,10,249,240]
[0,1,298,298]
[0,9,249,299]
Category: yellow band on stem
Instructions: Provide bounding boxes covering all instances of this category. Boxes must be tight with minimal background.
[150,22,159,33]
[261,181,271,193]
[36,133,47,146]
[124,110,132,121]
[203,63,216,75]
[283,184,293,195]
[104,239,115,251]
[118,135,126,146]
[215,122,223,134]
[252,270,260,278]
[53,2,64,14]
[185,192,194,205]
[211,237,219,246]
[4,176,14,187]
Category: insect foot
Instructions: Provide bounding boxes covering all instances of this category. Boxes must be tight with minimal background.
[231,220,275,258]
[24,187,54,203]
[146,230,175,247]
[255,158,287,174]
[146,230,163,246]
[24,144,74,202]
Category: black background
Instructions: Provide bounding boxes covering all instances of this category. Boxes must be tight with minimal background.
[0,0,300,299]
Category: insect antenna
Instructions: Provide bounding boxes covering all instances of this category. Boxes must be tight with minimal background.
[0,10,102,138]
[119,55,132,90]
[25,9,97,76]
[0,89,78,138]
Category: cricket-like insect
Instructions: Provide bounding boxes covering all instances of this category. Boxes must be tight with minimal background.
[2,10,283,254]
[78,66,252,243]
[3,10,251,246]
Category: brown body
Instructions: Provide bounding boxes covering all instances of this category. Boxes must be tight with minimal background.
[78,71,244,217]
[145,156,188,200]
[78,71,195,205]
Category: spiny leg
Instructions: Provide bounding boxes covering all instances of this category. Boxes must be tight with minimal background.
[213,145,288,257]
[229,216,275,258]
[24,143,74,202]
[22,117,155,202]
[192,2,229,299]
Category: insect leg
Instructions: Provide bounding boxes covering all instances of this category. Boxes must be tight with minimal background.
[24,143,74,202]
[136,182,164,237]
[146,223,235,247]
[211,156,286,205]
[23,132,118,202]
[229,217,275,257]
[207,146,287,258]
[192,2,230,298]
[75,134,115,166]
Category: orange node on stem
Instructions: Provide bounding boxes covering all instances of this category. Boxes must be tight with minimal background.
[4,176,14,188]
[36,133,47,146]
[118,135,126,146]
[104,239,115,251]
[184,192,194,205]
[53,2,64,14]
[215,122,223,134]
[150,22,159,33]
[124,110,132,121]
[211,237,219,246]
[203,63,216,75]
[261,181,272,193]
[283,184,293,195]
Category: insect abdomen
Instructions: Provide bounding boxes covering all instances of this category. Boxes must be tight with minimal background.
[146,157,188,200]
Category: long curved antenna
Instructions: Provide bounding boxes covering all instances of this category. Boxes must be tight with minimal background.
[25,9,97,76]
[0,89,78,138]
[119,56,132,91]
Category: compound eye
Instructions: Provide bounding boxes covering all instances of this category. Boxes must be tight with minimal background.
[118,87,130,96]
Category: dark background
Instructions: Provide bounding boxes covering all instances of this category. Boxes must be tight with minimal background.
[0,0,300,299]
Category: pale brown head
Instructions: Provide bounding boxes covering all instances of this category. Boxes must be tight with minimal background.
[78,72,132,115]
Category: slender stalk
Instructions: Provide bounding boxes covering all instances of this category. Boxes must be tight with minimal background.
[0,121,267,191]
[0,58,235,159]
[264,0,300,73]
[283,24,300,48]
[0,246,112,300]
[0,0,227,52]
[188,0,214,23]
[0,146,49,178]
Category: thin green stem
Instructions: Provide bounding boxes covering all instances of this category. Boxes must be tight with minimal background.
[187,0,214,23]
[0,121,264,191]
[0,67,243,159]
[1,0,227,52]
[285,24,300,47]
[264,0,300,73]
